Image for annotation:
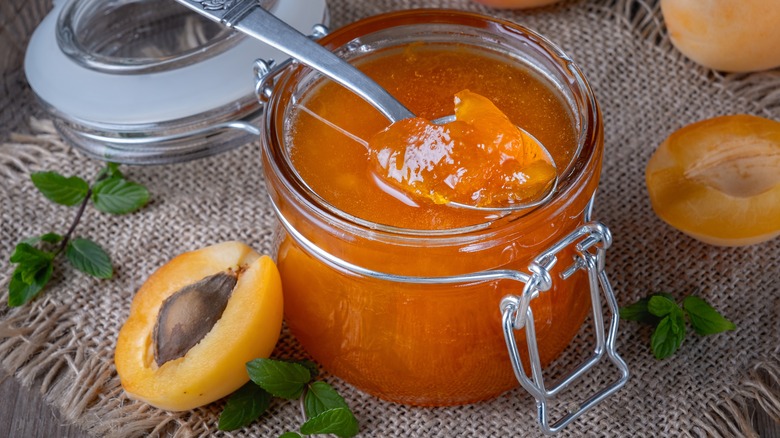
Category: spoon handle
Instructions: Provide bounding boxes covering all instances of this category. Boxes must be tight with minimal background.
[172,0,415,123]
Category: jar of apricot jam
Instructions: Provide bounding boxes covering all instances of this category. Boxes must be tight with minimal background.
[259,10,628,432]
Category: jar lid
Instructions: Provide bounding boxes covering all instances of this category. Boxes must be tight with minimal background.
[24,0,328,164]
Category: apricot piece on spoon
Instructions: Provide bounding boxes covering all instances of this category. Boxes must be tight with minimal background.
[115,241,283,411]
[646,114,780,246]
[368,89,556,208]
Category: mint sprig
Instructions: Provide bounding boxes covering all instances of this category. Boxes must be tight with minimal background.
[218,359,359,437]
[620,293,735,359]
[7,164,149,306]
[217,382,272,431]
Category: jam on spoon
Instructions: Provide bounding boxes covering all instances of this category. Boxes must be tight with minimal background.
[369,90,557,209]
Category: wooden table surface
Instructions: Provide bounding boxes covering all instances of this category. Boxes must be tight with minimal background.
[1,373,86,438]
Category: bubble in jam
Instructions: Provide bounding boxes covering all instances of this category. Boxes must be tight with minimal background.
[368,90,556,208]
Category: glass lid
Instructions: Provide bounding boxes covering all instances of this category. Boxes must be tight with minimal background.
[55,0,278,75]
[25,0,328,164]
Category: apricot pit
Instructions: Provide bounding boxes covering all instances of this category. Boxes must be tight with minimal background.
[115,241,283,411]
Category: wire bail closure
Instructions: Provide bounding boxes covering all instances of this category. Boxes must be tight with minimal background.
[501,222,629,435]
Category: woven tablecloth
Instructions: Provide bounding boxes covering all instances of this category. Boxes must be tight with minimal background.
[2,0,779,436]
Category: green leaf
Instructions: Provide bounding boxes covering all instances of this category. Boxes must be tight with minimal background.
[66,238,113,279]
[17,261,49,285]
[91,178,149,215]
[218,382,272,431]
[683,296,736,335]
[295,360,320,379]
[10,243,54,266]
[619,298,657,324]
[305,381,349,418]
[246,359,311,400]
[279,433,302,438]
[20,233,62,246]
[8,262,53,307]
[30,171,89,206]
[651,313,686,359]
[647,295,680,318]
[96,163,123,182]
[40,232,63,244]
[300,407,359,438]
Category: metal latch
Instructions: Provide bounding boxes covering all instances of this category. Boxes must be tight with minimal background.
[501,222,630,435]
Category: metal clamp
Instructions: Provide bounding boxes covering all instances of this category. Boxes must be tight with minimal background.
[501,222,629,435]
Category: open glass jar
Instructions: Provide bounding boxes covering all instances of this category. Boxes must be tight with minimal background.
[260,10,628,433]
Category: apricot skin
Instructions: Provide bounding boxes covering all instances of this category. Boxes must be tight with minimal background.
[115,241,283,411]
[646,115,780,247]
[661,0,780,72]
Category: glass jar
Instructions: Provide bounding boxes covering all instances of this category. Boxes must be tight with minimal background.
[260,9,627,429]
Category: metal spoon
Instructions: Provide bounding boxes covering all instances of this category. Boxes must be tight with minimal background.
[172,0,557,212]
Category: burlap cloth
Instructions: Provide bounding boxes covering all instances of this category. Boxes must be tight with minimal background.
[2,0,779,436]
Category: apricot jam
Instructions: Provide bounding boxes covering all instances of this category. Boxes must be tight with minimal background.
[261,10,604,406]
[368,90,557,208]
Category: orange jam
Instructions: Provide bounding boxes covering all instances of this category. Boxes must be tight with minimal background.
[368,90,557,208]
[262,11,604,406]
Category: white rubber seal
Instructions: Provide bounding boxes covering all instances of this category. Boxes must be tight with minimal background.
[25,0,327,125]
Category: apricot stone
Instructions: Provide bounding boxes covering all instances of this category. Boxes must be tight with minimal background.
[115,241,283,411]
[661,0,780,72]
[646,115,780,246]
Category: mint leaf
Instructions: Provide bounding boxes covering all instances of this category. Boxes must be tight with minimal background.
[19,233,62,246]
[96,163,124,181]
[10,243,54,266]
[40,232,63,244]
[91,178,149,215]
[647,295,679,318]
[66,238,113,279]
[305,381,349,418]
[30,171,89,206]
[300,407,359,438]
[8,262,53,307]
[295,360,320,379]
[218,382,272,431]
[246,359,311,400]
[683,296,736,335]
[651,312,686,359]
[619,298,658,324]
[279,433,302,438]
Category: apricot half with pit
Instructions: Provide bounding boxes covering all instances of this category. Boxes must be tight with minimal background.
[115,241,283,411]
[646,114,780,246]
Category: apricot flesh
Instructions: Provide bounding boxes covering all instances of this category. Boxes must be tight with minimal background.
[115,241,283,411]
[368,90,556,208]
[646,114,780,246]
[661,0,780,72]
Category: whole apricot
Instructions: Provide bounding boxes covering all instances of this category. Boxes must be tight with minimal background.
[115,241,283,411]
[471,0,560,9]
[646,114,780,246]
[661,0,780,72]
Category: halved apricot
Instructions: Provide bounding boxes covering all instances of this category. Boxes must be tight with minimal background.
[115,241,283,411]
[646,114,780,246]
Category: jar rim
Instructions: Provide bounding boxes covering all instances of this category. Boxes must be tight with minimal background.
[263,9,602,238]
